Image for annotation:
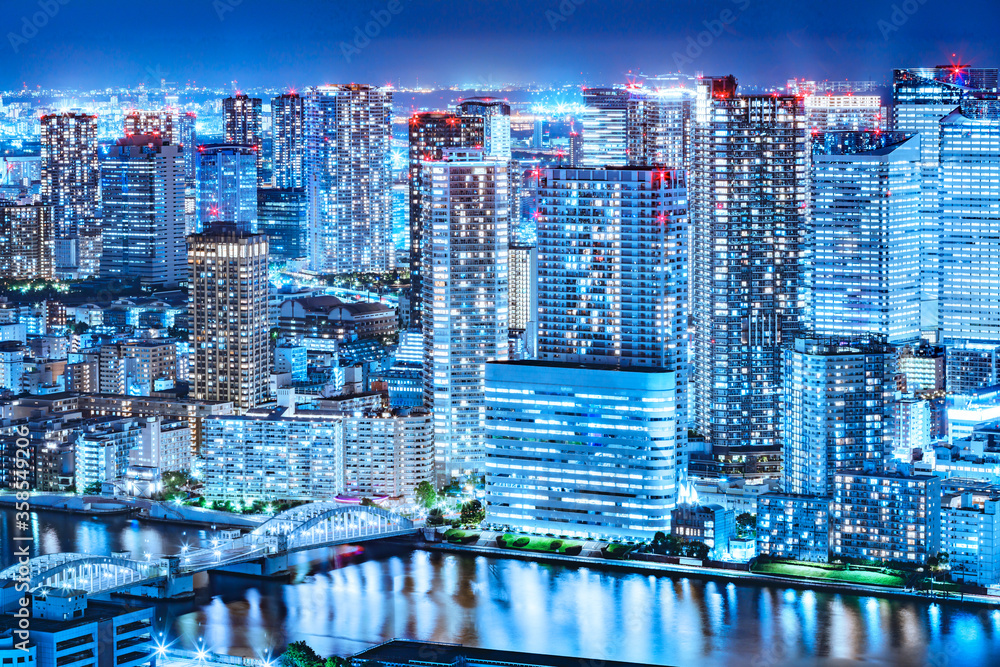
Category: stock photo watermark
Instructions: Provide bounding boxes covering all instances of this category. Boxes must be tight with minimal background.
[340,0,405,63]
[546,0,586,30]
[213,0,243,21]
[877,0,930,40]
[672,0,751,69]
[8,0,71,54]
[11,425,33,651]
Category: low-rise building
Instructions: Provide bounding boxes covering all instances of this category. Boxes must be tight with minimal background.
[831,465,941,564]
[670,502,736,559]
[756,493,832,563]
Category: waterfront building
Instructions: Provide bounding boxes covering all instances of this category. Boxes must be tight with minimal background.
[947,343,1000,394]
[0,591,153,667]
[756,493,832,563]
[100,136,186,287]
[535,166,690,460]
[691,75,808,456]
[580,87,629,167]
[223,93,263,183]
[196,144,257,233]
[343,407,434,499]
[257,187,307,261]
[407,111,485,325]
[271,92,304,188]
[201,405,343,501]
[670,502,736,559]
[40,112,99,278]
[831,465,941,563]
[74,418,144,493]
[127,416,192,476]
[485,360,677,539]
[188,227,270,411]
[781,336,896,496]
[0,202,54,280]
[942,493,1000,586]
[421,149,509,481]
[940,100,1000,344]
[806,132,921,343]
[306,84,393,273]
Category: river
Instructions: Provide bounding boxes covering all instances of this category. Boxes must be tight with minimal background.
[2,508,999,666]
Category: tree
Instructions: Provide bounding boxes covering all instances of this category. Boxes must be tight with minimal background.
[426,507,446,527]
[71,321,90,335]
[460,499,485,526]
[415,480,437,509]
[279,642,323,667]
[736,512,757,537]
[82,481,103,495]
[686,540,711,560]
[323,658,348,667]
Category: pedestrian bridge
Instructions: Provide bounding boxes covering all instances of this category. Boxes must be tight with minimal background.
[0,503,417,597]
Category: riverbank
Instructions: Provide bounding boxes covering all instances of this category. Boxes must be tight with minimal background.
[0,493,263,528]
[418,538,1000,609]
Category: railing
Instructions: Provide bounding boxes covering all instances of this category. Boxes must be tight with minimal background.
[165,649,265,667]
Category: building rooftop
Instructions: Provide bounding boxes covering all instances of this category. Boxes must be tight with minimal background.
[349,640,665,667]
[0,597,149,634]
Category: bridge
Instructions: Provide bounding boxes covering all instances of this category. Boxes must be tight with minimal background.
[0,503,417,600]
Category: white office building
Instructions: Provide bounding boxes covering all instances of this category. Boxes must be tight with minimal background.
[942,493,1000,587]
[485,361,677,539]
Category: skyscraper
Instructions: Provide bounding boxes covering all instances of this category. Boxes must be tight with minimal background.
[691,75,808,457]
[407,111,485,326]
[892,65,999,338]
[0,202,54,281]
[807,131,921,344]
[188,227,270,411]
[940,98,1000,344]
[626,87,695,170]
[99,135,186,288]
[177,112,197,183]
[781,336,896,496]
[123,109,177,143]
[457,97,511,159]
[804,94,884,132]
[305,84,393,273]
[421,149,509,481]
[271,92,304,188]
[580,88,629,166]
[196,144,258,233]
[507,243,537,334]
[40,112,99,278]
[223,93,263,184]
[257,187,307,261]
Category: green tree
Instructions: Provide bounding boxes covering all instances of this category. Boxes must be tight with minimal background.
[82,481,103,495]
[415,480,437,509]
[323,658,348,667]
[426,507,446,527]
[71,321,90,335]
[460,499,485,526]
[279,642,323,667]
[736,512,757,537]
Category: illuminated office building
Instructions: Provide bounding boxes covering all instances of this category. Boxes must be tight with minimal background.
[781,336,896,497]
[257,187,307,261]
[99,136,186,287]
[807,131,921,344]
[804,94,884,132]
[580,87,629,167]
[0,202,54,280]
[691,75,808,456]
[40,112,99,278]
[939,99,1000,344]
[421,149,509,481]
[306,84,393,273]
[272,92,304,188]
[892,66,999,337]
[223,93,264,184]
[507,243,537,334]
[626,87,695,170]
[188,227,270,411]
[123,109,177,143]
[196,144,258,232]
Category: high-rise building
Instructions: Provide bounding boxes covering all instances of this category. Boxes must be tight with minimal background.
[223,93,263,184]
[272,92,304,188]
[123,109,177,143]
[781,336,896,497]
[892,65,999,338]
[343,407,434,499]
[535,166,689,459]
[485,360,678,539]
[626,87,695,170]
[0,202,54,280]
[456,97,512,159]
[407,111,485,325]
[257,187,307,261]
[947,343,1000,394]
[804,94,885,132]
[305,84,393,273]
[177,111,197,181]
[421,149,509,481]
[580,88,629,167]
[691,75,808,456]
[196,144,258,233]
[940,100,1000,344]
[568,129,583,167]
[188,226,270,411]
[100,136,187,288]
[40,112,99,278]
[807,131,921,343]
[507,243,537,334]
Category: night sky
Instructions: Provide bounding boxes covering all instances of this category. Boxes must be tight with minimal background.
[0,0,997,90]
